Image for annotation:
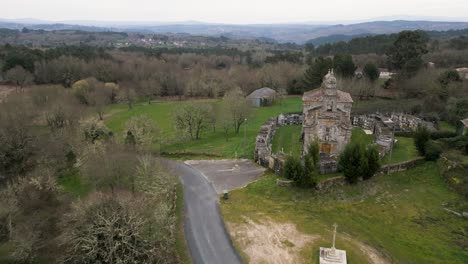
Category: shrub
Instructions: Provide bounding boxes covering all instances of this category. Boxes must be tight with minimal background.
[424,140,442,161]
[364,145,381,180]
[430,131,458,140]
[414,125,430,155]
[339,142,367,184]
[283,156,304,183]
[301,155,317,188]
[79,117,112,143]
[439,135,468,153]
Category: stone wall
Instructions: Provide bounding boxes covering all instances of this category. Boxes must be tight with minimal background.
[377,157,424,174]
[254,113,303,173]
[353,113,436,156]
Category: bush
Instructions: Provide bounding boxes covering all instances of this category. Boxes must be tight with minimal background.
[364,145,381,180]
[414,125,430,155]
[339,142,367,184]
[283,156,304,183]
[424,140,442,161]
[439,135,468,153]
[430,131,458,140]
[301,155,317,188]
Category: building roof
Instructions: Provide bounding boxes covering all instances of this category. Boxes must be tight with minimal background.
[302,88,353,103]
[461,118,468,127]
[246,87,277,99]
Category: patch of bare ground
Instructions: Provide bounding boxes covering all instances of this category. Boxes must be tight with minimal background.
[228,217,391,264]
[0,85,16,102]
[341,235,391,264]
[227,217,318,264]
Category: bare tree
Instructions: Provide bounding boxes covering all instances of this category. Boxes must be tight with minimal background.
[173,102,212,140]
[124,115,160,152]
[222,87,251,134]
[5,66,34,93]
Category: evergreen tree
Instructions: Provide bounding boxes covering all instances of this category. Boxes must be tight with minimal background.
[302,155,317,188]
[386,30,428,76]
[333,54,356,78]
[363,63,380,82]
[338,142,367,184]
[307,141,320,167]
[414,125,430,155]
[302,57,333,90]
[364,145,380,180]
[283,156,304,183]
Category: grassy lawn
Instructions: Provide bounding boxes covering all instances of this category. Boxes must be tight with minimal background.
[439,121,456,132]
[350,127,374,145]
[382,136,419,164]
[105,97,303,159]
[271,125,303,157]
[221,162,468,263]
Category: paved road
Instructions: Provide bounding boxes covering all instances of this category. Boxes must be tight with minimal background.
[162,159,243,264]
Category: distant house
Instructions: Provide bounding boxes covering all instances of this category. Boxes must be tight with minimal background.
[378,68,395,79]
[456,68,468,79]
[354,67,363,78]
[247,87,277,107]
[459,119,468,135]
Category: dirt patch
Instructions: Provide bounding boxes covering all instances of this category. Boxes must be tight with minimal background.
[0,85,16,102]
[227,218,318,264]
[355,241,391,264]
[228,217,391,264]
[341,235,391,264]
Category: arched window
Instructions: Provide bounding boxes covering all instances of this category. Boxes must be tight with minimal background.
[327,101,333,112]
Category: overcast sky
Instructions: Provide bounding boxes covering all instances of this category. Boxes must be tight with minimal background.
[2,0,468,24]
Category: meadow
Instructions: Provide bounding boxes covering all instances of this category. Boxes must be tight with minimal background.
[221,162,468,263]
[105,97,303,159]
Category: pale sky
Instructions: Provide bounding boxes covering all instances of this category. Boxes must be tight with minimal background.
[2,0,468,24]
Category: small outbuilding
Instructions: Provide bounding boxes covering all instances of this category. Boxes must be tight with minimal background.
[247,87,277,107]
[459,118,468,135]
[456,68,468,79]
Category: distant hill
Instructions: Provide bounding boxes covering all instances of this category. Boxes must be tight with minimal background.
[306,34,374,46]
[0,19,468,43]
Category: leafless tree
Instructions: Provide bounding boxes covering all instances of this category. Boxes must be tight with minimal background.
[5,65,34,93]
[124,115,160,152]
[173,102,213,140]
[222,87,251,134]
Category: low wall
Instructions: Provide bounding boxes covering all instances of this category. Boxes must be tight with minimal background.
[377,157,424,174]
[315,176,346,191]
[254,112,304,172]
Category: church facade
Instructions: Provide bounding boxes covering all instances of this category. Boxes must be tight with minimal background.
[302,70,353,160]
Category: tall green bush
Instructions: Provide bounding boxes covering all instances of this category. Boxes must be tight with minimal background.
[364,145,381,180]
[339,142,367,184]
[414,125,430,155]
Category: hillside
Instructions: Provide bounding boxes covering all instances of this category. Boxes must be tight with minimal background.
[1,19,468,43]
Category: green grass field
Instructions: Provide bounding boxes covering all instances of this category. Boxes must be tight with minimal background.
[439,121,457,132]
[383,136,419,164]
[105,97,303,159]
[221,162,468,263]
[106,98,421,165]
[271,125,303,157]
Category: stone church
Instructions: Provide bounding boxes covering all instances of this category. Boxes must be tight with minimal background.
[302,70,353,170]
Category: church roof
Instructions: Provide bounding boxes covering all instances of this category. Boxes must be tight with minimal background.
[302,88,353,103]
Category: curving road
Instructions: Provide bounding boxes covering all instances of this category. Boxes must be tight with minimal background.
[162,159,243,264]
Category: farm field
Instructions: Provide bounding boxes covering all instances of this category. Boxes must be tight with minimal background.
[221,162,468,263]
